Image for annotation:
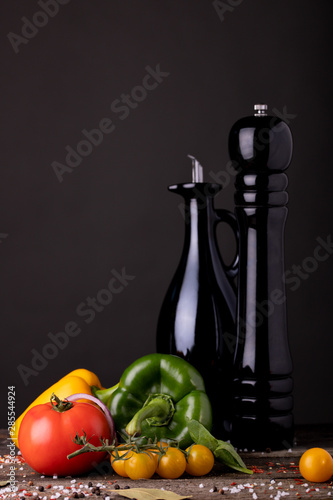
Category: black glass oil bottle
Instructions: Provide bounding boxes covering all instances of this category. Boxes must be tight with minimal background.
[229,104,294,450]
[156,156,238,439]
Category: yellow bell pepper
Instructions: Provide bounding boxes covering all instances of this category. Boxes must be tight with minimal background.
[12,368,104,447]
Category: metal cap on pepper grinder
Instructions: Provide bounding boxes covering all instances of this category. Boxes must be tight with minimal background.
[254,103,268,116]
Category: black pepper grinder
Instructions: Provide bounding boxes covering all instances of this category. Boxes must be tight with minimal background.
[229,104,294,450]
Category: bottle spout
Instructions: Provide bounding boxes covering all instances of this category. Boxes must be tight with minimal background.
[188,154,204,183]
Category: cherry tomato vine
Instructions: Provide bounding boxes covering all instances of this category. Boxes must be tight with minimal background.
[68,433,214,480]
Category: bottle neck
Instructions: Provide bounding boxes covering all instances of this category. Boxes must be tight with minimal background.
[179,194,217,256]
[171,181,220,220]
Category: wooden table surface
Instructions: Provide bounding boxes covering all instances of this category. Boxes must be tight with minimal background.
[1,426,332,499]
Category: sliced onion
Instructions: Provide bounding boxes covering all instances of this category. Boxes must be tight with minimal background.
[66,393,115,440]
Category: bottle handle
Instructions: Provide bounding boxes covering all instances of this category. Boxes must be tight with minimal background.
[215,209,239,279]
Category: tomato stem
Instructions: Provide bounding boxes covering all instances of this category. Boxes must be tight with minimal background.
[67,432,174,461]
[50,393,74,412]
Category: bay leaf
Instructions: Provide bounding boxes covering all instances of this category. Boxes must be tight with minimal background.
[115,487,192,500]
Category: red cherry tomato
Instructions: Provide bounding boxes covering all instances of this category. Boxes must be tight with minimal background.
[18,396,111,476]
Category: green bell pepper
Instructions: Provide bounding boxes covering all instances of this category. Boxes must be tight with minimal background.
[103,353,212,449]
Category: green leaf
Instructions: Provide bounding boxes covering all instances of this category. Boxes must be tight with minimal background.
[214,445,252,475]
[115,488,192,500]
[187,419,219,450]
[216,441,247,469]
[187,419,252,475]
[0,481,10,487]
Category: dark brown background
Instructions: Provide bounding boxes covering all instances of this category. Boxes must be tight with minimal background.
[1,0,332,428]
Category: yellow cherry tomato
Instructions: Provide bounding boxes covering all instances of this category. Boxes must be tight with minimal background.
[185,444,215,476]
[110,448,131,477]
[156,447,187,479]
[299,447,333,482]
[124,451,157,480]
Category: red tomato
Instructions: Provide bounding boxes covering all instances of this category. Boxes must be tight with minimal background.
[18,398,111,476]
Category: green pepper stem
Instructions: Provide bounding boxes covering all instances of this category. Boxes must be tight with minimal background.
[92,383,119,405]
[126,393,175,436]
